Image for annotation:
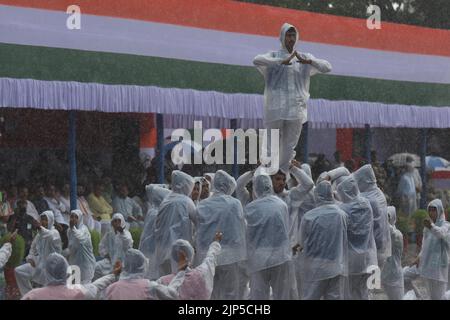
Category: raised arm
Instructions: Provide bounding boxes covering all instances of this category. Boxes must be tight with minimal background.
[429,222,450,243]
[83,274,117,299]
[253,52,283,67]
[196,240,222,295]
[236,170,254,206]
[290,165,315,195]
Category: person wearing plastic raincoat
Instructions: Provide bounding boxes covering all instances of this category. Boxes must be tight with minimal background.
[381,206,404,300]
[276,161,315,299]
[139,185,171,280]
[396,161,418,218]
[253,23,332,174]
[157,233,223,300]
[403,199,450,300]
[105,248,182,300]
[195,170,246,300]
[155,171,196,277]
[281,162,316,233]
[203,173,215,197]
[21,252,120,300]
[297,181,348,300]
[112,183,144,229]
[236,169,257,208]
[297,164,316,217]
[94,213,133,280]
[288,163,317,298]
[327,166,351,203]
[191,177,210,206]
[15,211,62,296]
[65,210,97,284]
[354,164,391,270]
[245,174,293,300]
[336,176,377,300]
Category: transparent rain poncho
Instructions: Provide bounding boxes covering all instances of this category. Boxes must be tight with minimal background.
[139,185,171,279]
[121,248,148,280]
[298,181,348,281]
[27,210,62,284]
[336,176,377,275]
[22,252,116,300]
[245,174,291,273]
[67,209,97,283]
[44,252,70,286]
[354,165,392,263]
[105,248,154,300]
[156,239,222,300]
[253,23,332,124]
[418,199,450,282]
[297,164,316,218]
[195,170,246,267]
[381,206,404,288]
[155,171,196,275]
[96,213,133,276]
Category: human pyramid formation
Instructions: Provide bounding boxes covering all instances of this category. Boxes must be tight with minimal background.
[0,22,449,300]
[2,162,449,300]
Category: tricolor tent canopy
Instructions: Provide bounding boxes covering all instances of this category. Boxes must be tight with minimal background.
[0,0,450,128]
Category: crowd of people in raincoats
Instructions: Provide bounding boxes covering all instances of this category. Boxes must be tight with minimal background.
[0,159,449,300]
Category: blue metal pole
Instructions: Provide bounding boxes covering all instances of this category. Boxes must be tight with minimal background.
[365,124,372,164]
[302,122,309,164]
[156,114,165,184]
[230,119,239,179]
[68,111,78,210]
[420,128,428,209]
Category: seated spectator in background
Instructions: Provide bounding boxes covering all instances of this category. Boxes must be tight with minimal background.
[16,186,39,222]
[76,183,101,233]
[6,185,18,210]
[65,210,97,284]
[112,182,143,228]
[131,186,148,219]
[15,211,62,297]
[102,174,114,205]
[30,184,50,216]
[43,184,67,227]
[94,214,133,280]
[7,200,37,255]
[58,183,72,225]
[87,180,113,222]
[43,183,68,249]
